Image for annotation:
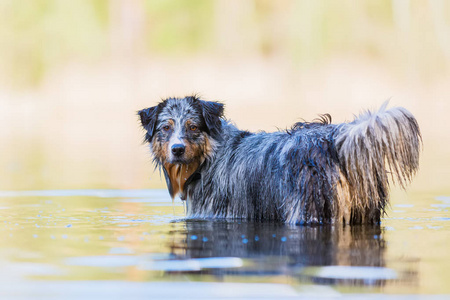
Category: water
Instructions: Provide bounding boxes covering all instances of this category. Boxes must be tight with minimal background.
[0,189,449,299]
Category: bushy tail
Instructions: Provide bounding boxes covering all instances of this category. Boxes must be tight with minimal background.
[334,102,421,224]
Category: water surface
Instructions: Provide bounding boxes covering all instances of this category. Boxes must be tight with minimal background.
[0,189,449,299]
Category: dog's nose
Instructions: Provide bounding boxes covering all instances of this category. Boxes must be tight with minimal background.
[171,144,185,157]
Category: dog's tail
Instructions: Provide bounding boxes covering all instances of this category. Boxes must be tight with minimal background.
[334,102,421,224]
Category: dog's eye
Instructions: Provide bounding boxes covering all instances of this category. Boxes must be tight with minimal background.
[189,125,198,131]
[162,125,170,131]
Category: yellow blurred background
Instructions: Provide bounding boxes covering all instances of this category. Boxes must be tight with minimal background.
[0,0,449,192]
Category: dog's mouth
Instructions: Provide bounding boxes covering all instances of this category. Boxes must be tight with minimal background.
[167,157,192,165]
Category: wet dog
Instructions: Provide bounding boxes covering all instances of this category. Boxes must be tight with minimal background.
[139,96,421,224]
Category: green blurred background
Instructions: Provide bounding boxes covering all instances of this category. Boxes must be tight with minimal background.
[0,0,449,192]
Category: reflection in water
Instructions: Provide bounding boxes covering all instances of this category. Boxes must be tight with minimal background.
[166,221,409,286]
[0,191,436,297]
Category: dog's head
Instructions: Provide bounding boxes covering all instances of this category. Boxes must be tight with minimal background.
[138,96,224,198]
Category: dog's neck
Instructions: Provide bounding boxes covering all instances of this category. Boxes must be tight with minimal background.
[163,161,200,200]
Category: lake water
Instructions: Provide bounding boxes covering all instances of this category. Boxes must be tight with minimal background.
[0,189,449,299]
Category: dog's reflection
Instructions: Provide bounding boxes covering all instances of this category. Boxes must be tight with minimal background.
[166,221,410,285]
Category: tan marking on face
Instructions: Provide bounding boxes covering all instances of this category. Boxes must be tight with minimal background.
[182,138,202,163]
[202,134,216,159]
[152,138,168,162]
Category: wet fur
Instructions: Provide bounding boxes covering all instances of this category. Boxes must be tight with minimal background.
[139,96,421,225]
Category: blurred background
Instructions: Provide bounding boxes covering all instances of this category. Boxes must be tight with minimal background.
[0,0,449,192]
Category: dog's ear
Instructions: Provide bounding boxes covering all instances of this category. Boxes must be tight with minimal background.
[138,106,159,142]
[198,100,224,138]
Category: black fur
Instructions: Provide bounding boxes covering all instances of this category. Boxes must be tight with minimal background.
[138,105,159,142]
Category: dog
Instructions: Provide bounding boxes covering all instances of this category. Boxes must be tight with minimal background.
[138,96,421,225]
